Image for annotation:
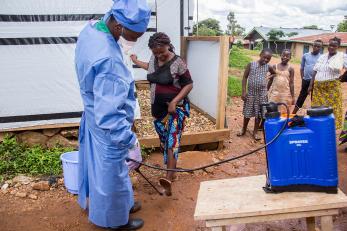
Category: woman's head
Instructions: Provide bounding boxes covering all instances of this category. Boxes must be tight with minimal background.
[148,32,175,62]
[259,48,273,65]
[328,37,341,55]
[281,49,291,64]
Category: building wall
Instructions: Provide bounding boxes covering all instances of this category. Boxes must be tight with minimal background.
[291,42,347,60]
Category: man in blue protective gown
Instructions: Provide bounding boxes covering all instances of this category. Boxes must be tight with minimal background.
[75,0,150,230]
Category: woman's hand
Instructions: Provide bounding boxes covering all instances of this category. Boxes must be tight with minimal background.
[241,92,247,101]
[130,54,138,63]
[167,101,177,114]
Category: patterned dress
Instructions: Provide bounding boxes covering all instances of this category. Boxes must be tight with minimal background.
[243,61,269,118]
[268,64,293,112]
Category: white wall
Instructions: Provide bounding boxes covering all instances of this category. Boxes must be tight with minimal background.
[186,40,220,119]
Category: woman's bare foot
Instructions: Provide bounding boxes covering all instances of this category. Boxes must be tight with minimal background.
[253,133,261,141]
[237,128,246,137]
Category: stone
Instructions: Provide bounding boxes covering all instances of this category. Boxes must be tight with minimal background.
[28,194,38,200]
[5,180,13,185]
[57,178,64,186]
[14,183,21,188]
[32,181,50,191]
[42,128,61,137]
[1,189,8,194]
[46,134,78,149]
[60,129,79,139]
[15,192,27,198]
[10,190,17,195]
[17,131,48,147]
[13,175,32,185]
[1,183,9,191]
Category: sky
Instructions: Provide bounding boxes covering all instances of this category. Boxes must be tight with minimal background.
[193,0,347,33]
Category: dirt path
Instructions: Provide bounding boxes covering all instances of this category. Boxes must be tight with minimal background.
[2,60,347,231]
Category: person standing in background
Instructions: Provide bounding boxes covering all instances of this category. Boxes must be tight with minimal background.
[292,40,323,114]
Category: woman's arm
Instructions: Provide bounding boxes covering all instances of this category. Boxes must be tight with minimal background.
[241,63,251,101]
[167,83,193,114]
[130,54,149,70]
[267,65,276,90]
[307,71,317,94]
[289,67,295,104]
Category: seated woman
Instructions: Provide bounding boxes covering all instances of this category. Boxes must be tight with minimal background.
[131,32,193,196]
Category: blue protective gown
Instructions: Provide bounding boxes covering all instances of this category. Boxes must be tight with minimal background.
[75,21,136,228]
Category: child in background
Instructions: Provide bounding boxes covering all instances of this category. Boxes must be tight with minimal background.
[238,48,275,140]
[268,49,295,113]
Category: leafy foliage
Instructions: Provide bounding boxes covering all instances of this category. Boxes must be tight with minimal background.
[229,47,252,69]
[225,12,245,36]
[337,19,347,32]
[286,32,299,37]
[0,135,73,181]
[228,76,242,97]
[266,29,285,40]
[302,25,319,29]
[193,18,223,36]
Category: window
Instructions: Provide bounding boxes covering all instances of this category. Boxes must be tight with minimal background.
[303,44,309,54]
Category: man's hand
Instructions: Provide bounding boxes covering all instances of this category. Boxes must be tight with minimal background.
[126,139,142,171]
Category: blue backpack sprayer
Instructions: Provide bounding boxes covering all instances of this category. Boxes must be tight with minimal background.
[263,102,338,194]
[127,102,339,195]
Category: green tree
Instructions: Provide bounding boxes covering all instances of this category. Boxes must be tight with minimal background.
[302,25,319,29]
[337,18,347,32]
[266,29,285,54]
[225,12,245,36]
[193,18,223,36]
[286,32,299,37]
[267,29,285,40]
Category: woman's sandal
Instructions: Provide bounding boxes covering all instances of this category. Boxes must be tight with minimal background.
[159,178,172,196]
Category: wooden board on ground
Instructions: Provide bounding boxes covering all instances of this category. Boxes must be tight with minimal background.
[0,123,79,133]
[194,175,347,221]
[139,129,230,148]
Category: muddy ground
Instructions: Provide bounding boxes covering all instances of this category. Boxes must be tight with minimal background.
[1,57,347,231]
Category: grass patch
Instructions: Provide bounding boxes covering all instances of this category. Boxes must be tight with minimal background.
[229,47,252,69]
[228,75,242,97]
[0,135,74,182]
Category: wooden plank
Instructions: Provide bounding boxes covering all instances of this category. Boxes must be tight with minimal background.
[135,80,150,90]
[320,216,333,231]
[185,36,221,41]
[180,36,188,61]
[216,36,229,129]
[306,217,316,231]
[205,209,338,227]
[0,123,79,132]
[194,175,347,221]
[138,128,230,148]
[210,227,226,231]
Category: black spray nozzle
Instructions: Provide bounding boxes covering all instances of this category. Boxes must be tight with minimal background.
[261,102,280,119]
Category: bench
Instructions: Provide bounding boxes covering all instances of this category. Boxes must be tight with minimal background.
[194,175,347,231]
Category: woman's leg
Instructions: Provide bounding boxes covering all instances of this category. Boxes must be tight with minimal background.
[237,117,250,136]
[253,117,261,140]
[166,148,176,181]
